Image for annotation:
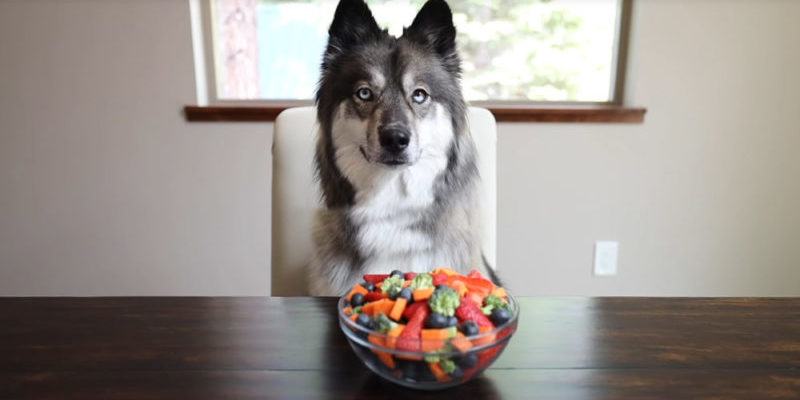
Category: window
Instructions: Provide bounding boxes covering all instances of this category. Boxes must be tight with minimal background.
[200,0,629,104]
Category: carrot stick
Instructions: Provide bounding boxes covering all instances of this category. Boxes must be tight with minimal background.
[362,299,395,316]
[368,335,396,369]
[389,297,407,321]
[429,362,450,382]
[421,328,455,352]
[421,328,456,340]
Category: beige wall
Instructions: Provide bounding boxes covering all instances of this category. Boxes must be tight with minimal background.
[1,0,798,296]
[0,1,271,295]
[498,0,800,296]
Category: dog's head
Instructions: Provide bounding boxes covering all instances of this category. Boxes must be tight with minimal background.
[316,0,466,172]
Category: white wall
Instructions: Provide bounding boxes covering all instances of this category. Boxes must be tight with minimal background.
[1,0,798,296]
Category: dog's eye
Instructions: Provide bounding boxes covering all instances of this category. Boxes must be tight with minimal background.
[411,89,429,104]
[355,87,374,102]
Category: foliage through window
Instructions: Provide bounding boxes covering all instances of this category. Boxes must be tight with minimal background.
[209,0,623,103]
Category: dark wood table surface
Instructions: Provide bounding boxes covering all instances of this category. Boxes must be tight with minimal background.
[1,297,799,399]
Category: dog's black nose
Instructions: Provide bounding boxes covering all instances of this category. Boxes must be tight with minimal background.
[378,126,410,154]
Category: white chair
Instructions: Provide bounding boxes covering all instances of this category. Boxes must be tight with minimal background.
[271,107,496,296]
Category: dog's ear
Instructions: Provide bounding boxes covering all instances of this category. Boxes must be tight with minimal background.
[404,0,458,70]
[326,0,381,56]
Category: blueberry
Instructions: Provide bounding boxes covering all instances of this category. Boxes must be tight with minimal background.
[459,321,479,336]
[398,288,412,301]
[356,313,372,329]
[350,293,365,307]
[426,312,449,328]
[455,353,478,369]
[361,281,375,292]
[390,269,403,278]
[446,316,458,327]
[450,366,464,379]
[490,308,511,326]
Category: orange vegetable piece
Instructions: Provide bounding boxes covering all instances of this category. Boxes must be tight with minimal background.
[347,284,369,301]
[431,267,457,276]
[421,329,456,340]
[413,287,435,302]
[428,362,450,382]
[389,297,407,321]
[466,291,484,306]
[421,328,454,353]
[471,325,497,347]
[451,280,468,297]
[451,332,474,353]
[385,325,405,349]
[422,339,445,353]
[362,298,395,316]
[491,287,507,298]
[368,335,396,369]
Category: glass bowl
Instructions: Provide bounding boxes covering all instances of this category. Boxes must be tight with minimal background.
[337,292,519,390]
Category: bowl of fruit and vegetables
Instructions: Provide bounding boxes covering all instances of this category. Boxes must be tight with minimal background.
[338,268,518,390]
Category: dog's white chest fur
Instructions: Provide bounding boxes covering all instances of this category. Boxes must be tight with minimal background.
[350,164,438,273]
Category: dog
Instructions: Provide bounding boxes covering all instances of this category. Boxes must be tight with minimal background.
[308,0,496,296]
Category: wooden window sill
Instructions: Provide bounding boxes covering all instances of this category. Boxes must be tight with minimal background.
[183,104,646,123]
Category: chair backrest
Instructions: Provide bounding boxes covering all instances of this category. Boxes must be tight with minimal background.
[271,107,496,295]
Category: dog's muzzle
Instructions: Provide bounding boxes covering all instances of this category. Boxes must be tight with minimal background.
[377,126,410,166]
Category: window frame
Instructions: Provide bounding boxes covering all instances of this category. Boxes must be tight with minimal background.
[187,0,645,123]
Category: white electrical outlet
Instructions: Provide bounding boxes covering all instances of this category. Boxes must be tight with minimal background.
[594,241,619,276]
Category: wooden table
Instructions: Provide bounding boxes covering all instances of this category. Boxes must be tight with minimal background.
[2,297,799,399]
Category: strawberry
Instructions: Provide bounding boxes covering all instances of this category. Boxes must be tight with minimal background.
[455,298,493,327]
[404,272,417,281]
[432,273,448,286]
[364,291,386,302]
[395,303,429,352]
[402,301,428,320]
[363,274,389,285]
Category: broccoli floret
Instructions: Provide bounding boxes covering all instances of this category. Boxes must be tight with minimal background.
[373,313,398,333]
[381,274,404,298]
[409,273,433,291]
[429,286,461,317]
[439,359,457,374]
[481,294,509,315]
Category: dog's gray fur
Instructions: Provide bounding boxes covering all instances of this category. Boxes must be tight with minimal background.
[309,0,491,295]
